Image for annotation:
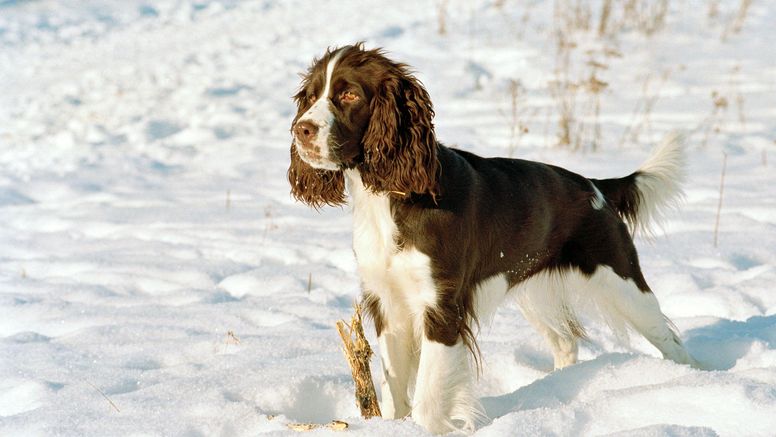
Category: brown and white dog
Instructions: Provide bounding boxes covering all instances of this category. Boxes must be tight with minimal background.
[288,43,698,434]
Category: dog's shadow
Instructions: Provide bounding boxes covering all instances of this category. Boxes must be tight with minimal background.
[683,314,776,371]
[481,314,776,420]
[481,353,635,419]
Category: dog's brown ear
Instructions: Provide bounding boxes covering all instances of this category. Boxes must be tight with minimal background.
[288,144,346,208]
[359,64,438,197]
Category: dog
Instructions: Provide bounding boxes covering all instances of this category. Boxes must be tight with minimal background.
[288,43,698,434]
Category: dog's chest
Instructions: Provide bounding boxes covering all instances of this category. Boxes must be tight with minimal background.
[346,171,436,320]
[351,192,396,269]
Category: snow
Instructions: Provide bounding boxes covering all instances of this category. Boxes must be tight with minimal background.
[1,0,775,436]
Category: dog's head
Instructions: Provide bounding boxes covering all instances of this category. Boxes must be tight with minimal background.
[288,43,439,207]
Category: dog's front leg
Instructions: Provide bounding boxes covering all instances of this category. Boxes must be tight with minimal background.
[412,304,482,434]
[377,325,417,419]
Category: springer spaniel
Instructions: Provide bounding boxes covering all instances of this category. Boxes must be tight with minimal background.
[288,44,698,434]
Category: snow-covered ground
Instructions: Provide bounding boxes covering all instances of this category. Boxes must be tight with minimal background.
[1,1,775,435]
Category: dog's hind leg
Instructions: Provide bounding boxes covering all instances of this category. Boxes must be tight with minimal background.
[514,273,582,370]
[589,266,700,368]
[562,211,700,368]
[524,314,580,370]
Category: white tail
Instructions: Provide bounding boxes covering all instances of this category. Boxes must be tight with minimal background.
[632,132,687,238]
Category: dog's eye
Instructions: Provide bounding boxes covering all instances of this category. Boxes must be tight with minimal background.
[340,91,359,103]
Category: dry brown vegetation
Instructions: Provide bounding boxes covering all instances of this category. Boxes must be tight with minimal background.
[437,0,754,153]
[547,0,751,151]
[618,69,670,148]
[504,79,531,156]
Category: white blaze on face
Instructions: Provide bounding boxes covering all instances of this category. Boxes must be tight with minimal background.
[294,49,345,170]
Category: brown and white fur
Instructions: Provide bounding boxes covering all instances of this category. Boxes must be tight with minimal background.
[288,43,699,434]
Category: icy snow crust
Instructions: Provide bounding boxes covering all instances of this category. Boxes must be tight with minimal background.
[1,1,775,436]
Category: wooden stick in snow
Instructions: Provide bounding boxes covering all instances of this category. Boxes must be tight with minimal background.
[287,420,348,432]
[336,304,382,419]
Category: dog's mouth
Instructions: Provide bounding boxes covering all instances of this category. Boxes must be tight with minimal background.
[294,141,339,171]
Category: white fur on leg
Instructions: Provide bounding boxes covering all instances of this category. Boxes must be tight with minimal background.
[514,270,585,369]
[514,266,699,368]
[412,339,482,434]
[516,288,579,369]
[377,330,417,419]
[533,326,578,369]
[588,267,699,367]
[473,274,510,330]
[547,331,578,369]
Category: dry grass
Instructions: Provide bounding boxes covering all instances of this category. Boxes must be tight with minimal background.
[437,0,449,36]
[708,0,720,22]
[707,0,752,40]
[701,90,729,148]
[729,65,746,129]
[549,78,579,149]
[619,69,670,148]
[713,152,728,248]
[549,17,579,150]
[722,0,752,40]
[549,0,677,151]
[622,0,669,36]
[696,65,749,148]
[263,204,278,239]
[582,55,609,151]
[495,0,535,40]
[598,0,614,36]
[223,330,241,353]
[554,0,592,33]
[549,17,618,151]
[86,381,121,413]
[499,0,747,154]
[504,79,530,156]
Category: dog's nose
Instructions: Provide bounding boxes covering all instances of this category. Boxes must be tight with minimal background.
[293,120,319,147]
